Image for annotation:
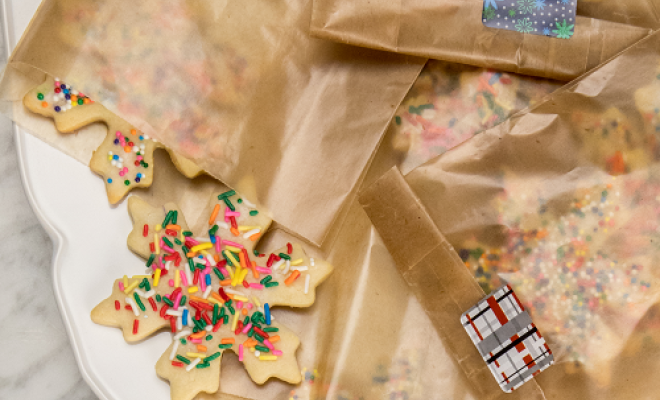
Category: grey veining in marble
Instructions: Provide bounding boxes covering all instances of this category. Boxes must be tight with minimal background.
[0,12,98,399]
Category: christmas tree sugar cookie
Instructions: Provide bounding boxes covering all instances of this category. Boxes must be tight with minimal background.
[91,190,333,400]
[23,76,205,204]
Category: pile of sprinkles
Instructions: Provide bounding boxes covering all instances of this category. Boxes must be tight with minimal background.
[36,78,93,113]
[458,177,656,364]
[117,190,315,371]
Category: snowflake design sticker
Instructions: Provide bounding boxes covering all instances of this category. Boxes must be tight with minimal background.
[482,0,575,39]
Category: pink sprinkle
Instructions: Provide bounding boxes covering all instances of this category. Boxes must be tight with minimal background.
[173,292,182,310]
[264,339,274,350]
[118,282,125,291]
[222,240,243,249]
[242,322,252,334]
[204,266,211,275]
[122,167,128,173]
[225,208,240,218]
[168,279,174,287]
[185,237,200,246]
[215,236,222,253]
[220,267,229,276]
[239,344,244,362]
[136,155,143,161]
[272,350,283,356]
[161,244,175,253]
[200,275,207,292]
[236,301,243,309]
[180,270,188,286]
[204,258,211,268]
[256,267,271,274]
[115,131,122,137]
[119,171,125,177]
[190,338,202,344]
[247,303,253,310]
[249,283,264,290]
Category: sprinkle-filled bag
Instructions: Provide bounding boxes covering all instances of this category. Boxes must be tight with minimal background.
[461,284,554,392]
[481,0,576,39]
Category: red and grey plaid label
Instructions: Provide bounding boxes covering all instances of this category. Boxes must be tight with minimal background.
[461,284,553,392]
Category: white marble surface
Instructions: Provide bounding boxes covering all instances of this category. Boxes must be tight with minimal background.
[0,2,97,395]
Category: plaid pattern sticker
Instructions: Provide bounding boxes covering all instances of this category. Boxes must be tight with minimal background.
[461,284,553,392]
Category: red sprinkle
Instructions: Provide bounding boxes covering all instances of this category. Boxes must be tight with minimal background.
[218,288,230,302]
[235,320,244,335]
[253,326,269,338]
[160,304,170,318]
[213,320,223,332]
[143,224,149,237]
[166,229,177,236]
[148,297,158,312]
[242,280,250,289]
[266,254,276,267]
[132,319,139,335]
[202,312,212,326]
[164,254,178,261]
[287,243,293,254]
[189,301,201,311]
[193,270,200,285]
[115,300,120,310]
[216,259,227,268]
[229,216,237,229]
[125,305,133,311]
[172,361,184,367]
[170,318,177,333]
[149,242,155,253]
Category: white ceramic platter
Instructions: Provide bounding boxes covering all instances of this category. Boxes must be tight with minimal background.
[8,0,173,399]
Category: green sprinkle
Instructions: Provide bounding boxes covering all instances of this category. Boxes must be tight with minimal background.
[248,329,254,338]
[206,335,213,341]
[176,355,191,365]
[142,162,149,168]
[255,345,269,353]
[37,93,44,100]
[210,224,219,236]
[195,263,206,271]
[263,327,279,332]
[193,317,204,330]
[395,115,402,125]
[214,267,225,280]
[253,250,260,256]
[223,315,229,324]
[237,198,243,203]
[222,252,234,266]
[192,327,199,333]
[249,210,259,216]
[278,253,291,260]
[196,362,210,369]
[243,316,250,325]
[156,294,162,302]
[218,190,236,199]
[133,292,146,311]
[172,210,178,224]
[260,275,273,285]
[180,338,187,345]
[255,333,264,342]
[179,295,187,306]
[218,343,232,349]
[139,280,145,288]
[163,297,174,307]
[143,278,151,291]
[204,352,221,362]
[223,197,235,211]
[188,258,195,272]
[212,304,219,324]
[219,307,226,317]
[227,305,235,315]
[182,245,190,255]
[174,238,182,245]
[265,282,279,288]
[183,231,193,237]
[146,254,155,267]
[162,210,173,227]
[77,98,84,105]
[162,237,173,248]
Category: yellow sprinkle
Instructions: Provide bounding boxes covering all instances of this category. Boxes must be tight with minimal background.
[225,245,241,254]
[238,268,249,285]
[226,266,235,279]
[259,356,277,361]
[238,226,259,232]
[233,295,249,302]
[107,155,112,161]
[174,271,181,288]
[186,352,207,359]
[154,233,160,255]
[154,269,161,287]
[123,275,129,288]
[191,243,213,253]
[290,258,303,266]
[252,296,261,308]
[188,287,198,293]
[224,250,239,266]
[208,297,222,305]
[155,224,162,232]
[232,312,239,331]
[123,280,139,294]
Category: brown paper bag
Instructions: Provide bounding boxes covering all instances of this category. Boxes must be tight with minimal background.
[310,0,654,80]
[0,0,425,246]
[360,29,660,399]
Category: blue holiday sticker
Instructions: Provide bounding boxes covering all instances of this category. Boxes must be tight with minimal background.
[482,0,575,39]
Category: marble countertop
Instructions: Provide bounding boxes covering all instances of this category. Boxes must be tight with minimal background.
[0,120,98,399]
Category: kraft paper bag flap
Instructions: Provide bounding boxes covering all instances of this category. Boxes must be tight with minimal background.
[0,0,425,246]
[359,166,546,400]
[310,0,653,81]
